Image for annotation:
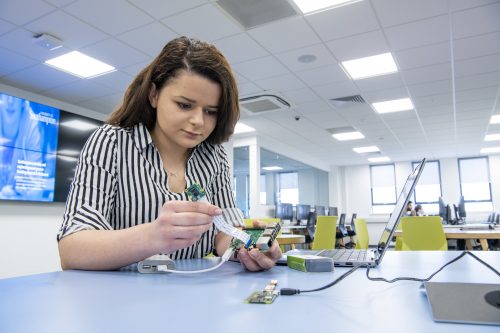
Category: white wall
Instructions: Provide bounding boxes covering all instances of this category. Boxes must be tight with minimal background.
[337,157,500,245]
[0,201,64,279]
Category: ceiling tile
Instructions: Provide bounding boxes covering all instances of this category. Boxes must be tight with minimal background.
[295,64,348,87]
[0,47,38,76]
[162,3,242,41]
[0,0,55,25]
[213,33,269,64]
[248,16,320,53]
[372,0,448,27]
[454,31,500,61]
[355,73,404,93]
[232,56,289,81]
[128,0,208,19]
[24,10,109,49]
[274,43,337,72]
[64,0,154,35]
[401,62,452,85]
[454,53,500,77]
[385,15,449,51]
[452,2,500,39]
[2,63,78,92]
[326,30,389,61]
[80,38,150,69]
[254,73,307,92]
[395,42,450,70]
[117,22,178,57]
[305,0,380,42]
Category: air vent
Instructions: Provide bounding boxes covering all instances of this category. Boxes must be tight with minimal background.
[330,95,366,108]
[216,0,299,29]
[240,94,290,115]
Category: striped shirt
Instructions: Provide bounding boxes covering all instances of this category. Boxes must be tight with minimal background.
[57,123,237,259]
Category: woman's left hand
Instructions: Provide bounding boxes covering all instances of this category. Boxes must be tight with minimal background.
[237,240,282,271]
[236,219,282,271]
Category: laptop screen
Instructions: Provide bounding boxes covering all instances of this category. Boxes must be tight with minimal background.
[376,158,427,262]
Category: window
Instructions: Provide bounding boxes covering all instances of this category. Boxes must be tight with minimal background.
[259,174,266,204]
[412,160,442,214]
[277,172,298,205]
[458,157,493,212]
[370,164,396,214]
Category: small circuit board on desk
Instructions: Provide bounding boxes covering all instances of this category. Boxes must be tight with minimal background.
[245,280,279,304]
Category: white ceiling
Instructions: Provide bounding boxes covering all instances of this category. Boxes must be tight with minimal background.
[1,0,500,169]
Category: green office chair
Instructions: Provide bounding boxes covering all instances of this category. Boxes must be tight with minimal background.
[353,218,369,250]
[395,222,404,251]
[400,216,448,251]
[311,216,337,250]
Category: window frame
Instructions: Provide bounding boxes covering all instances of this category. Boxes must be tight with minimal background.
[458,156,493,204]
[411,159,442,205]
[370,163,397,211]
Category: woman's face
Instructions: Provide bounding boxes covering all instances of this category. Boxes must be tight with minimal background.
[0,95,24,140]
[149,70,221,152]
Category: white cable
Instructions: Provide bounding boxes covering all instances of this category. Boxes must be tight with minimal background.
[156,248,234,274]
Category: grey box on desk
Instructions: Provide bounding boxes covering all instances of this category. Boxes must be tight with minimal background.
[287,254,334,272]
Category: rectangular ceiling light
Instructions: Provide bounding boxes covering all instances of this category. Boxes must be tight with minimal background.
[291,0,361,14]
[372,98,413,114]
[485,134,500,141]
[60,120,100,131]
[490,115,500,124]
[234,122,256,134]
[45,51,115,78]
[368,157,391,163]
[480,147,500,154]
[341,53,397,80]
[353,146,379,153]
[332,131,364,141]
[262,166,283,171]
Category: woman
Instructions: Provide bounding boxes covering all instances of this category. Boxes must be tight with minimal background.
[58,37,281,272]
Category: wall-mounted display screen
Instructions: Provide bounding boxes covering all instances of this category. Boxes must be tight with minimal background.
[0,91,102,203]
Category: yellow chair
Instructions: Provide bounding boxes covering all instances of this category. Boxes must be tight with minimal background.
[395,223,404,251]
[400,216,448,251]
[353,218,369,250]
[311,216,337,250]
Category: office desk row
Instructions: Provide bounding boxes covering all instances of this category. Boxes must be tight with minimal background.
[0,251,498,333]
[394,226,500,250]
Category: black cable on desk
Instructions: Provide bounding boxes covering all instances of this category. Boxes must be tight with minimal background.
[280,251,499,296]
[280,265,362,295]
[366,251,500,283]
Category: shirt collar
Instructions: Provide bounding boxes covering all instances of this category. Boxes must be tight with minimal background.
[132,123,153,151]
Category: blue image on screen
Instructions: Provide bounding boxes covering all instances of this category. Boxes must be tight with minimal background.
[0,92,60,202]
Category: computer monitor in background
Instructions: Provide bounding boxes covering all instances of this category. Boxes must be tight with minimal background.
[275,203,293,221]
[457,195,466,221]
[328,206,338,216]
[296,204,311,222]
[314,205,326,216]
[438,197,447,223]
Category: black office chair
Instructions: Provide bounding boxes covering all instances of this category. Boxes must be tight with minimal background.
[495,213,499,225]
[305,211,317,246]
[345,213,357,248]
[335,213,348,248]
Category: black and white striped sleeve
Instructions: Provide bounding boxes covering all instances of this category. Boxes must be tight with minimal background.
[57,125,117,241]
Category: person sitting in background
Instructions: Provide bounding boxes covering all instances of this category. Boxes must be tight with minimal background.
[405,201,416,216]
[414,204,425,216]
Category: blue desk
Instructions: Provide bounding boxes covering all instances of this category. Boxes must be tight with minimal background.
[0,251,498,333]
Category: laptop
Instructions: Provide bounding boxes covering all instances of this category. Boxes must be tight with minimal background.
[283,158,427,267]
[424,282,500,325]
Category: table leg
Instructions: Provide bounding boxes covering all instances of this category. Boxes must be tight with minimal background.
[465,240,473,250]
[479,239,489,251]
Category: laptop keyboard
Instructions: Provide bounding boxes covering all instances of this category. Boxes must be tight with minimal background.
[320,249,369,262]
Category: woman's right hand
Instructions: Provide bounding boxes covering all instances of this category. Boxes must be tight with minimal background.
[151,200,222,254]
